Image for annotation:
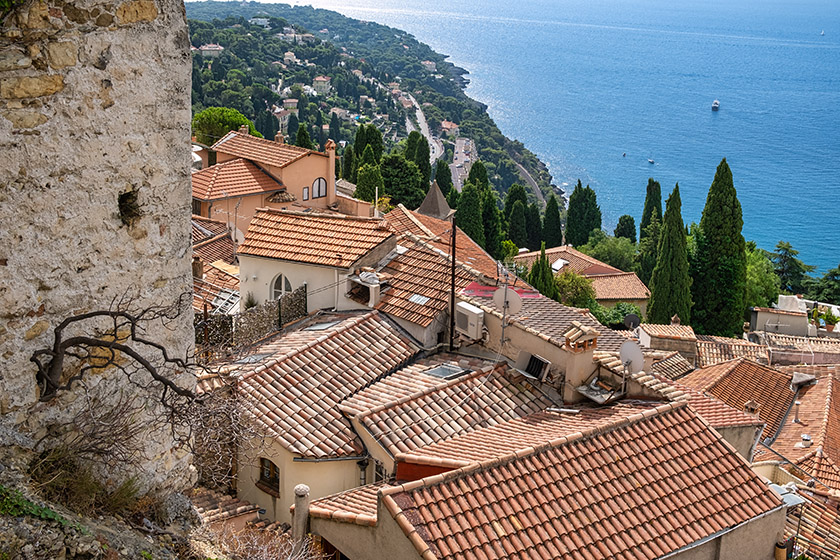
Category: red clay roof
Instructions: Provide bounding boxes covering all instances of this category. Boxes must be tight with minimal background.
[381,403,783,560]
[680,358,795,440]
[236,311,419,458]
[589,271,650,301]
[355,363,555,458]
[512,245,621,275]
[238,208,393,268]
[194,231,236,266]
[193,263,240,313]
[190,487,260,525]
[192,215,230,244]
[695,334,769,367]
[211,131,316,169]
[765,333,840,356]
[385,205,500,280]
[639,323,697,341]
[785,489,840,560]
[650,351,694,380]
[191,158,284,201]
[308,482,392,527]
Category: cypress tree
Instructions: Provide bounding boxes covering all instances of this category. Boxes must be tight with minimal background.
[482,190,503,259]
[295,123,314,149]
[457,182,484,247]
[467,160,489,192]
[366,124,384,163]
[565,180,601,247]
[360,144,377,168]
[614,215,637,244]
[525,202,543,251]
[354,163,383,203]
[508,200,528,249]
[648,185,692,324]
[636,216,661,286]
[691,158,747,336]
[528,243,559,301]
[435,162,453,197]
[341,144,355,181]
[446,187,459,210]
[287,113,299,144]
[354,126,369,161]
[640,178,662,241]
[329,112,341,142]
[380,154,424,210]
[543,194,563,248]
[414,136,432,186]
[404,130,421,161]
[504,184,528,221]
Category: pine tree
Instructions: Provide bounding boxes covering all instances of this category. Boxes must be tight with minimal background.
[295,123,314,149]
[365,124,384,163]
[414,136,431,186]
[565,180,602,247]
[360,144,377,168]
[691,158,747,336]
[636,216,661,286]
[467,160,489,192]
[504,184,528,221]
[525,203,542,251]
[341,144,355,181]
[508,200,527,249]
[648,185,692,324]
[614,215,637,244]
[543,194,563,248]
[435,162,453,197]
[528,243,558,300]
[404,130,421,161]
[457,182,485,247]
[772,241,816,293]
[640,178,662,241]
[482,190,502,259]
[354,164,383,203]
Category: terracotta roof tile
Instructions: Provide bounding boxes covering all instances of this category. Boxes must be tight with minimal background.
[639,323,697,341]
[381,403,783,560]
[680,358,795,440]
[192,215,230,244]
[193,263,240,313]
[211,131,316,169]
[696,334,769,367]
[195,232,236,266]
[459,283,628,352]
[236,311,419,458]
[588,271,650,301]
[309,482,392,527]
[192,158,284,201]
[512,245,621,275]
[650,351,694,380]
[191,487,260,524]
[785,489,840,559]
[765,333,840,356]
[238,208,393,268]
[356,363,556,458]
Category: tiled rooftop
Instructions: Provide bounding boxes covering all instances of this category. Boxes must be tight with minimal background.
[650,351,694,380]
[375,239,478,328]
[211,131,315,169]
[238,208,393,268]
[356,363,556,458]
[680,358,795,440]
[192,215,229,244]
[194,231,236,266]
[459,282,629,352]
[639,323,697,341]
[308,482,393,527]
[190,487,260,525]
[191,158,284,201]
[588,271,650,301]
[512,244,621,275]
[385,205,500,280]
[395,401,663,469]
[236,311,419,458]
[695,334,768,367]
[765,333,840,356]
[785,489,840,560]
[380,403,783,560]
[193,262,240,313]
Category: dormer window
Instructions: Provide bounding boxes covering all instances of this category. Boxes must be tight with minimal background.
[312,177,327,198]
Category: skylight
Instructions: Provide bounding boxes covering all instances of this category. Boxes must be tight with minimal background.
[304,320,342,331]
[425,364,470,379]
[408,293,430,305]
[551,258,569,272]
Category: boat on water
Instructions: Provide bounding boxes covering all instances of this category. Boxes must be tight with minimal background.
[648,158,655,164]
[712,99,720,111]
[821,30,826,36]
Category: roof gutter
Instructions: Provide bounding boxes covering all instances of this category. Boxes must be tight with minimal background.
[657,504,785,559]
[292,455,367,463]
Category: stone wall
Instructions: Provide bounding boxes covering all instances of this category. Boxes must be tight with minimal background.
[0,0,194,493]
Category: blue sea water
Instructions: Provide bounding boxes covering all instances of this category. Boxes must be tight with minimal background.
[270,0,839,271]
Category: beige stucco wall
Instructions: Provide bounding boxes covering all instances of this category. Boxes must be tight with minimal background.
[0,0,194,493]
[238,437,366,525]
[752,310,809,337]
[716,425,762,461]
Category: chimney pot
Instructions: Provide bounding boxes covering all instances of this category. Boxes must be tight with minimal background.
[670,314,681,326]
[794,400,802,423]
[275,131,285,144]
[239,124,249,135]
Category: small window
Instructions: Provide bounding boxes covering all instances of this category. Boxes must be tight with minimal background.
[302,186,309,201]
[259,458,280,491]
[312,177,327,198]
[272,274,292,300]
[192,199,202,216]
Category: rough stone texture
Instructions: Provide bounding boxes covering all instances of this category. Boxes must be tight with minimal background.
[0,0,195,494]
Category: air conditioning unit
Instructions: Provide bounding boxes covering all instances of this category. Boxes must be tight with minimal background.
[515,351,551,381]
[455,301,484,340]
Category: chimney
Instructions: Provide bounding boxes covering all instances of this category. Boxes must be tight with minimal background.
[239,124,249,135]
[292,484,310,545]
[192,255,203,279]
[325,139,337,206]
[670,314,681,326]
[744,399,760,417]
[793,401,802,423]
[275,131,285,144]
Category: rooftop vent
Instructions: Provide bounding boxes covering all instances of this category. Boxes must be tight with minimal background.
[304,320,341,331]
[793,400,802,423]
[800,434,812,448]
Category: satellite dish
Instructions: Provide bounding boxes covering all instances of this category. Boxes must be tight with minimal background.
[623,313,641,330]
[492,286,522,316]
[619,340,645,374]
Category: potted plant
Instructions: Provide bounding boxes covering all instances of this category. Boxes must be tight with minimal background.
[824,309,838,332]
[811,307,822,325]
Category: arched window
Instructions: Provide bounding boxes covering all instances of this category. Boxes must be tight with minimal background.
[312,177,327,198]
[272,274,292,300]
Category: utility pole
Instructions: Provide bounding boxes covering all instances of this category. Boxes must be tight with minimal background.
[449,214,457,352]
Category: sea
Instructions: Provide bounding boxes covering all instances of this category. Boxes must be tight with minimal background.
[261,0,840,272]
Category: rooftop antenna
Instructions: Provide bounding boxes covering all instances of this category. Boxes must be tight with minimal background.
[623,313,641,330]
[619,339,644,395]
[492,274,522,348]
